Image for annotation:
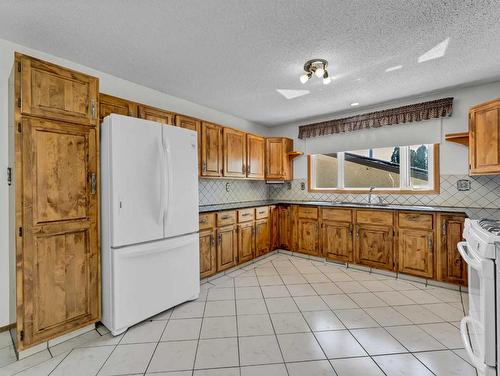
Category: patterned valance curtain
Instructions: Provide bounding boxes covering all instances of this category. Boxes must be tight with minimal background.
[298,97,453,139]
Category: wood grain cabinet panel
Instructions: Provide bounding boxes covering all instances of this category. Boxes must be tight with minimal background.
[238,222,255,264]
[199,229,216,278]
[322,221,353,263]
[223,128,246,178]
[217,225,238,272]
[355,224,394,270]
[278,206,291,250]
[138,104,174,125]
[98,93,137,123]
[18,53,99,126]
[398,229,434,278]
[201,122,223,177]
[469,99,500,175]
[255,218,270,257]
[437,214,467,285]
[246,134,265,179]
[270,205,279,250]
[175,115,202,174]
[297,218,320,256]
[19,117,99,348]
[265,137,293,180]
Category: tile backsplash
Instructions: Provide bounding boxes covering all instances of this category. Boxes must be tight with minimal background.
[199,179,269,205]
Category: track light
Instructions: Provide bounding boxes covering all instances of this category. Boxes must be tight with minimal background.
[300,59,331,85]
[300,72,312,84]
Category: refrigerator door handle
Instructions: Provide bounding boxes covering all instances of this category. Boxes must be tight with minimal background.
[163,135,174,228]
[158,137,167,225]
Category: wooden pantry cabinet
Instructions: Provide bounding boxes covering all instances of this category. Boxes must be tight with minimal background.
[11,53,100,350]
[469,98,500,175]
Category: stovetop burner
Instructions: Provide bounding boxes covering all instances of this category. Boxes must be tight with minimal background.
[479,219,500,236]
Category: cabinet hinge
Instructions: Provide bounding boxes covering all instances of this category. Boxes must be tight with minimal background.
[18,227,22,237]
[17,97,21,108]
[19,330,24,341]
[17,61,21,72]
[17,123,22,133]
[7,167,12,186]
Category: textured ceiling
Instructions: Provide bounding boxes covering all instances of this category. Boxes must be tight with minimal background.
[1,0,499,126]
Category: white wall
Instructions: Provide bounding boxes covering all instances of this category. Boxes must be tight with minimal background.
[268,81,500,179]
[0,38,268,327]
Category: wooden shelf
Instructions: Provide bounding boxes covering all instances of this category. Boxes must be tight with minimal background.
[445,132,469,146]
[287,151,303,160]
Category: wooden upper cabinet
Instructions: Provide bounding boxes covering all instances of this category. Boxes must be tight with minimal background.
[398,229,434,278]
[99,93,137,123]
[437,214,467,285]
[355,224,394,271]
[17,53,99,126]
[265,137,293,180]
[246,134,265,179]
[138,104,174,125]
[201,122,223,177]
[223,128,247,178]
[176,115,202,174]
[469,98,500,175]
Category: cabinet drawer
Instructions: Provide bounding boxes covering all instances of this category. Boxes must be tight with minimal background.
[321,208,352,222]
[298,206,318,219]
[398,212,433,230]
[356,210,393,226]
[238,208,255,222]
[199,213,215,230]
[255,206,269,219]
[217,211,237,226]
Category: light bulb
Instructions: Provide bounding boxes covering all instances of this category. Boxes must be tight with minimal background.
[300,73,310,84]
[315,67,325,78]
[322,71,331,85]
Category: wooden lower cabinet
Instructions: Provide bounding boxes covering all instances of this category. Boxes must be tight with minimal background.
[437,214,467,285]
[199,229,216,278]
[297,218,320,256]
[355,224,394,270]
[270,206,279,250]
[322,221,353,262]
[398,229,434,278]
[278,206,291,249]
[255,219,270,257]
[216,225,238,272]
[238,222,255,264]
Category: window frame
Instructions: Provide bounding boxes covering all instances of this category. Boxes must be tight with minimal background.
[307,144,440,194]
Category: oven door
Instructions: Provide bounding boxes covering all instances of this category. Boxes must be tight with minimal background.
[457,242,496,374]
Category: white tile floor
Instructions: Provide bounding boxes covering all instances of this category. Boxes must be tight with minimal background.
[0,251,476,376]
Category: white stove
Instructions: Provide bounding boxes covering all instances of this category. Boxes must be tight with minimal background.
[460,218,500,376]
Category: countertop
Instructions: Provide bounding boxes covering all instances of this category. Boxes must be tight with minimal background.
[199,200,468,214]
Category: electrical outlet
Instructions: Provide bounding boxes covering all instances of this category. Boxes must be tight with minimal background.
[457,179,471,191]
[300,182,306,190]
[225,182,231,192]
[286,182,292,190]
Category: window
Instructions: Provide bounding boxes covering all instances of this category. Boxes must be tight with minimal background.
[309,144,438,193]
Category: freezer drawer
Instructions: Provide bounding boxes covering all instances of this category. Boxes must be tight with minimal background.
[102,234,200,335]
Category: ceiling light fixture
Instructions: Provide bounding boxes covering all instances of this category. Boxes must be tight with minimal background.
[300,59,331,85]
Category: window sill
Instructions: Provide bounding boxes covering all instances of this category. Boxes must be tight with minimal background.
[308,187,440,195]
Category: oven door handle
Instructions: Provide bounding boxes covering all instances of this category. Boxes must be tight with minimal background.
[457,242,482,271]
[460,316,486,372]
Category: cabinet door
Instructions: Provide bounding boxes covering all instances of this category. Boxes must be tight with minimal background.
[217,225,237,272]
[201,122,223,177]
[99,93,137,123]
[322,221,353,262]
[470,101,500,175]
[199,229,216,278]
[265,138,284,180]
[398,229,434,278]
[297,218,319,256]
[255,219,270,257]
[247,134,265,179]
[238,222,255,264]
[278,206,290,249]
[223,128,246,178]
[270,206,279,250]
[437,214,467,285]
[355,224,394,270]
[138,104,174,125]
[18,53,99,126]
[19,118,99,349]
[176,115,201,174]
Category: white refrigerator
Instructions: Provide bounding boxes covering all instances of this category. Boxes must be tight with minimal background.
[101,114,200,335]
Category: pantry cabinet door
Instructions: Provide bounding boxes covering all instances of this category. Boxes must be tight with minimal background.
[238,222,255,264]
[199,229,216,278]
[201,122,223,177]
[398,229,434,278]
[322,221,353,262]
[18,54,99,126]
[223,128,246,178]
[355,224,394,270]
[217,225,237,272]
[19,117,99,349]
[246,134,265,179]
